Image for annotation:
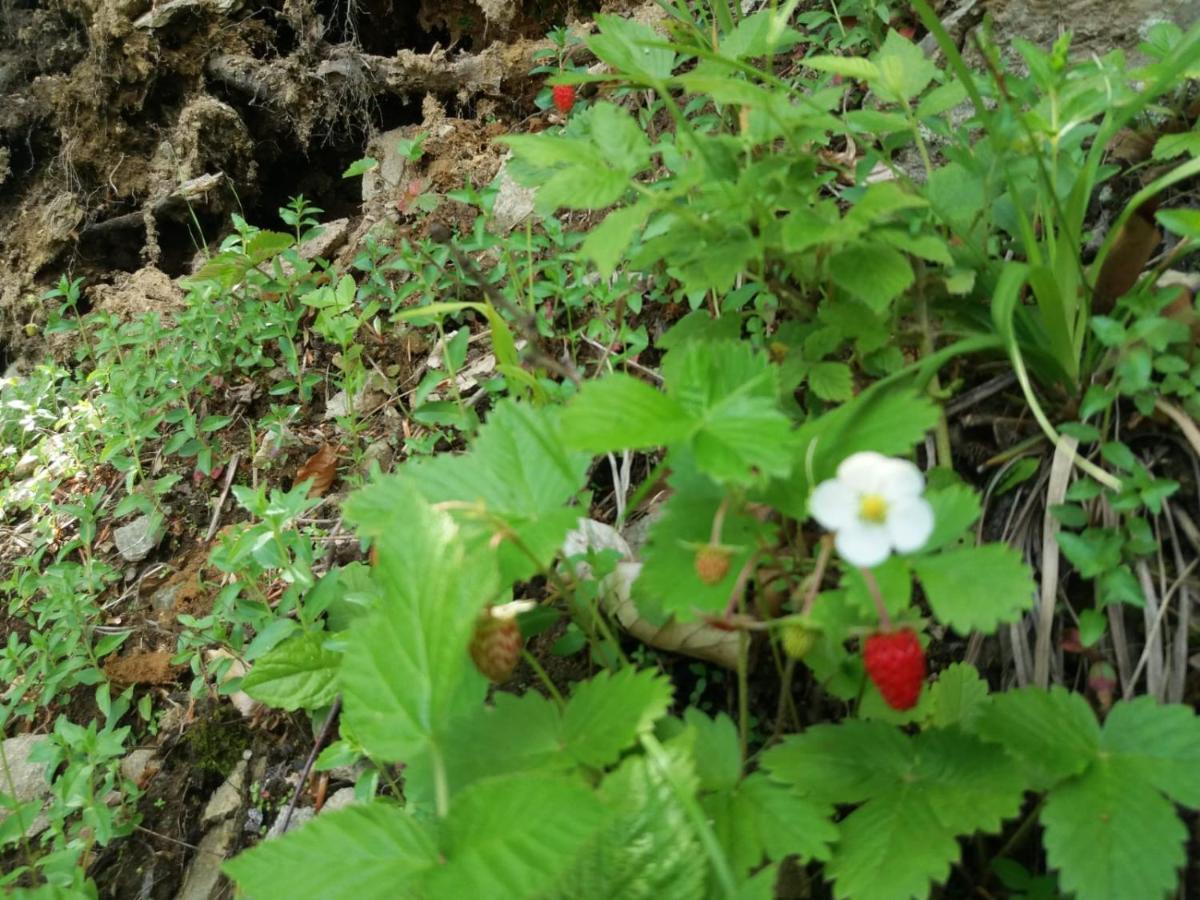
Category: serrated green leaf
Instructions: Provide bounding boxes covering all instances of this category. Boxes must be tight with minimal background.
[427,774,609,900]
[636,464,775,620]
[973,686,1099,787]
[927,663,989,729]
[769,724,1024,900]
[692,393,795,483]
[912,544,1035,634]
[588,15,676,81]
[685,709,741,792]
[551,742,705,900]
[707,773,835,876]
[1100,697,1200,806]
[396,400,590,582]
[564,373,693,452]
[921,484,982,552]
[762,720,909,804]
[829,243,915,312]
[873,29,938,102]
[224,803,437,899]
[807,361,854,401]
[582,202,651,278]
[561,669,674,769]
[1042,760,1185,900]
[241,632,340,712]
[339,485,496,763]
[1152,131,1200,160]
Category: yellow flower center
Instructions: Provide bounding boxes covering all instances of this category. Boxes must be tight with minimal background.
[859,494,889,524]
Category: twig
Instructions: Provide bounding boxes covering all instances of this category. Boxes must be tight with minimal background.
[205,453,241,542]
[279,696,342,835]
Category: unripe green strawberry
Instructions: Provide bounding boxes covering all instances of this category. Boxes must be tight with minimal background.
[863,629,925,711]
[781,623,817,660]
[469,606,524,683]
[694,544,731,585]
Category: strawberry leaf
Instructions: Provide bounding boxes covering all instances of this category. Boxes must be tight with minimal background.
[561,668,674,769]
[240,632,339,712]
[765,724,1025,900]
[224,803,437,898]
[912,544,1036,634]
[340,484,496,763]
[972,686,1099,788]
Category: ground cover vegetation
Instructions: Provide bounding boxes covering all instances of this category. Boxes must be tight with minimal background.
[3,1,1200,897]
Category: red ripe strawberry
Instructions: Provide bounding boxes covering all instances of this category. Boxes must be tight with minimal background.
[863,629,925,711]
[694,544,731,585]
[552,84,576,115]
[469,607,524,683]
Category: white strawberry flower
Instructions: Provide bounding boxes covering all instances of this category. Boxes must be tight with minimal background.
[809,451,934,568]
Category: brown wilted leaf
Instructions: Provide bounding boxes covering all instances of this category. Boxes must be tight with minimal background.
[1094,209,1160,314]
[295,443,338,497]
[1107,128,1156,165]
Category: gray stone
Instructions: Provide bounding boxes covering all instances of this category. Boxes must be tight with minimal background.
[491,159,538,234]
[983,0,1200,55]
[322,787,356,813]
[0,735,51,838]
[174,818,237,900]
[201,758,247,825]
[120,748,159,784]
[114,512,166,563]
[361,127,412,203]
[266,805,314,839]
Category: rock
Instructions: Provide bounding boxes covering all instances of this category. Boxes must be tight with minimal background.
[13,450,37,479]
[322,787,356,813]
[174,818,237,900]
[114,512,166,562]
[490,158,537,233]
[356,439,394,477]
[328,760,369,784]
[266,805,314,839]
[0,735,52,838]
[362,126,413,203]
[120,748,159,784]
[984,0,1200,55]
[202,758,247,825]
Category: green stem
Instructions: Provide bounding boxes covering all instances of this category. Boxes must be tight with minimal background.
[521,649,565,708]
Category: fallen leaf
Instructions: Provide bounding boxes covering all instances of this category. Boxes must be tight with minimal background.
[295,444,338,497]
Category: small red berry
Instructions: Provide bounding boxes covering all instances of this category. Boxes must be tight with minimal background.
[694,544,731,585]
[469,606,524,683]
[552,84,576,115]
[863,629,926,711]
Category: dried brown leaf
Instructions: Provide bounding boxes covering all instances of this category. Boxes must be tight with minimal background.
[295,443,338,498]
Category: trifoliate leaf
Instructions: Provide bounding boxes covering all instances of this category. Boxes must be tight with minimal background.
[241,632,340,712]
[428,774,610,900]
[561,668,674,769]
[926,663,990,730]
[340,485,496,763]
[224,803,437,899]
[766,725,1025,900]
[705,773,836,875]
[972,686,1099,788]
[397,400,590,581]
[912,544,1035,634]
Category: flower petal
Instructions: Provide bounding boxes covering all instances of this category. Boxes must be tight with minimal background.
[836,451,892,495]
[878,458,925,502]
[835,521,892,568]
[809,478,858,531]
[886,496,934,554]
